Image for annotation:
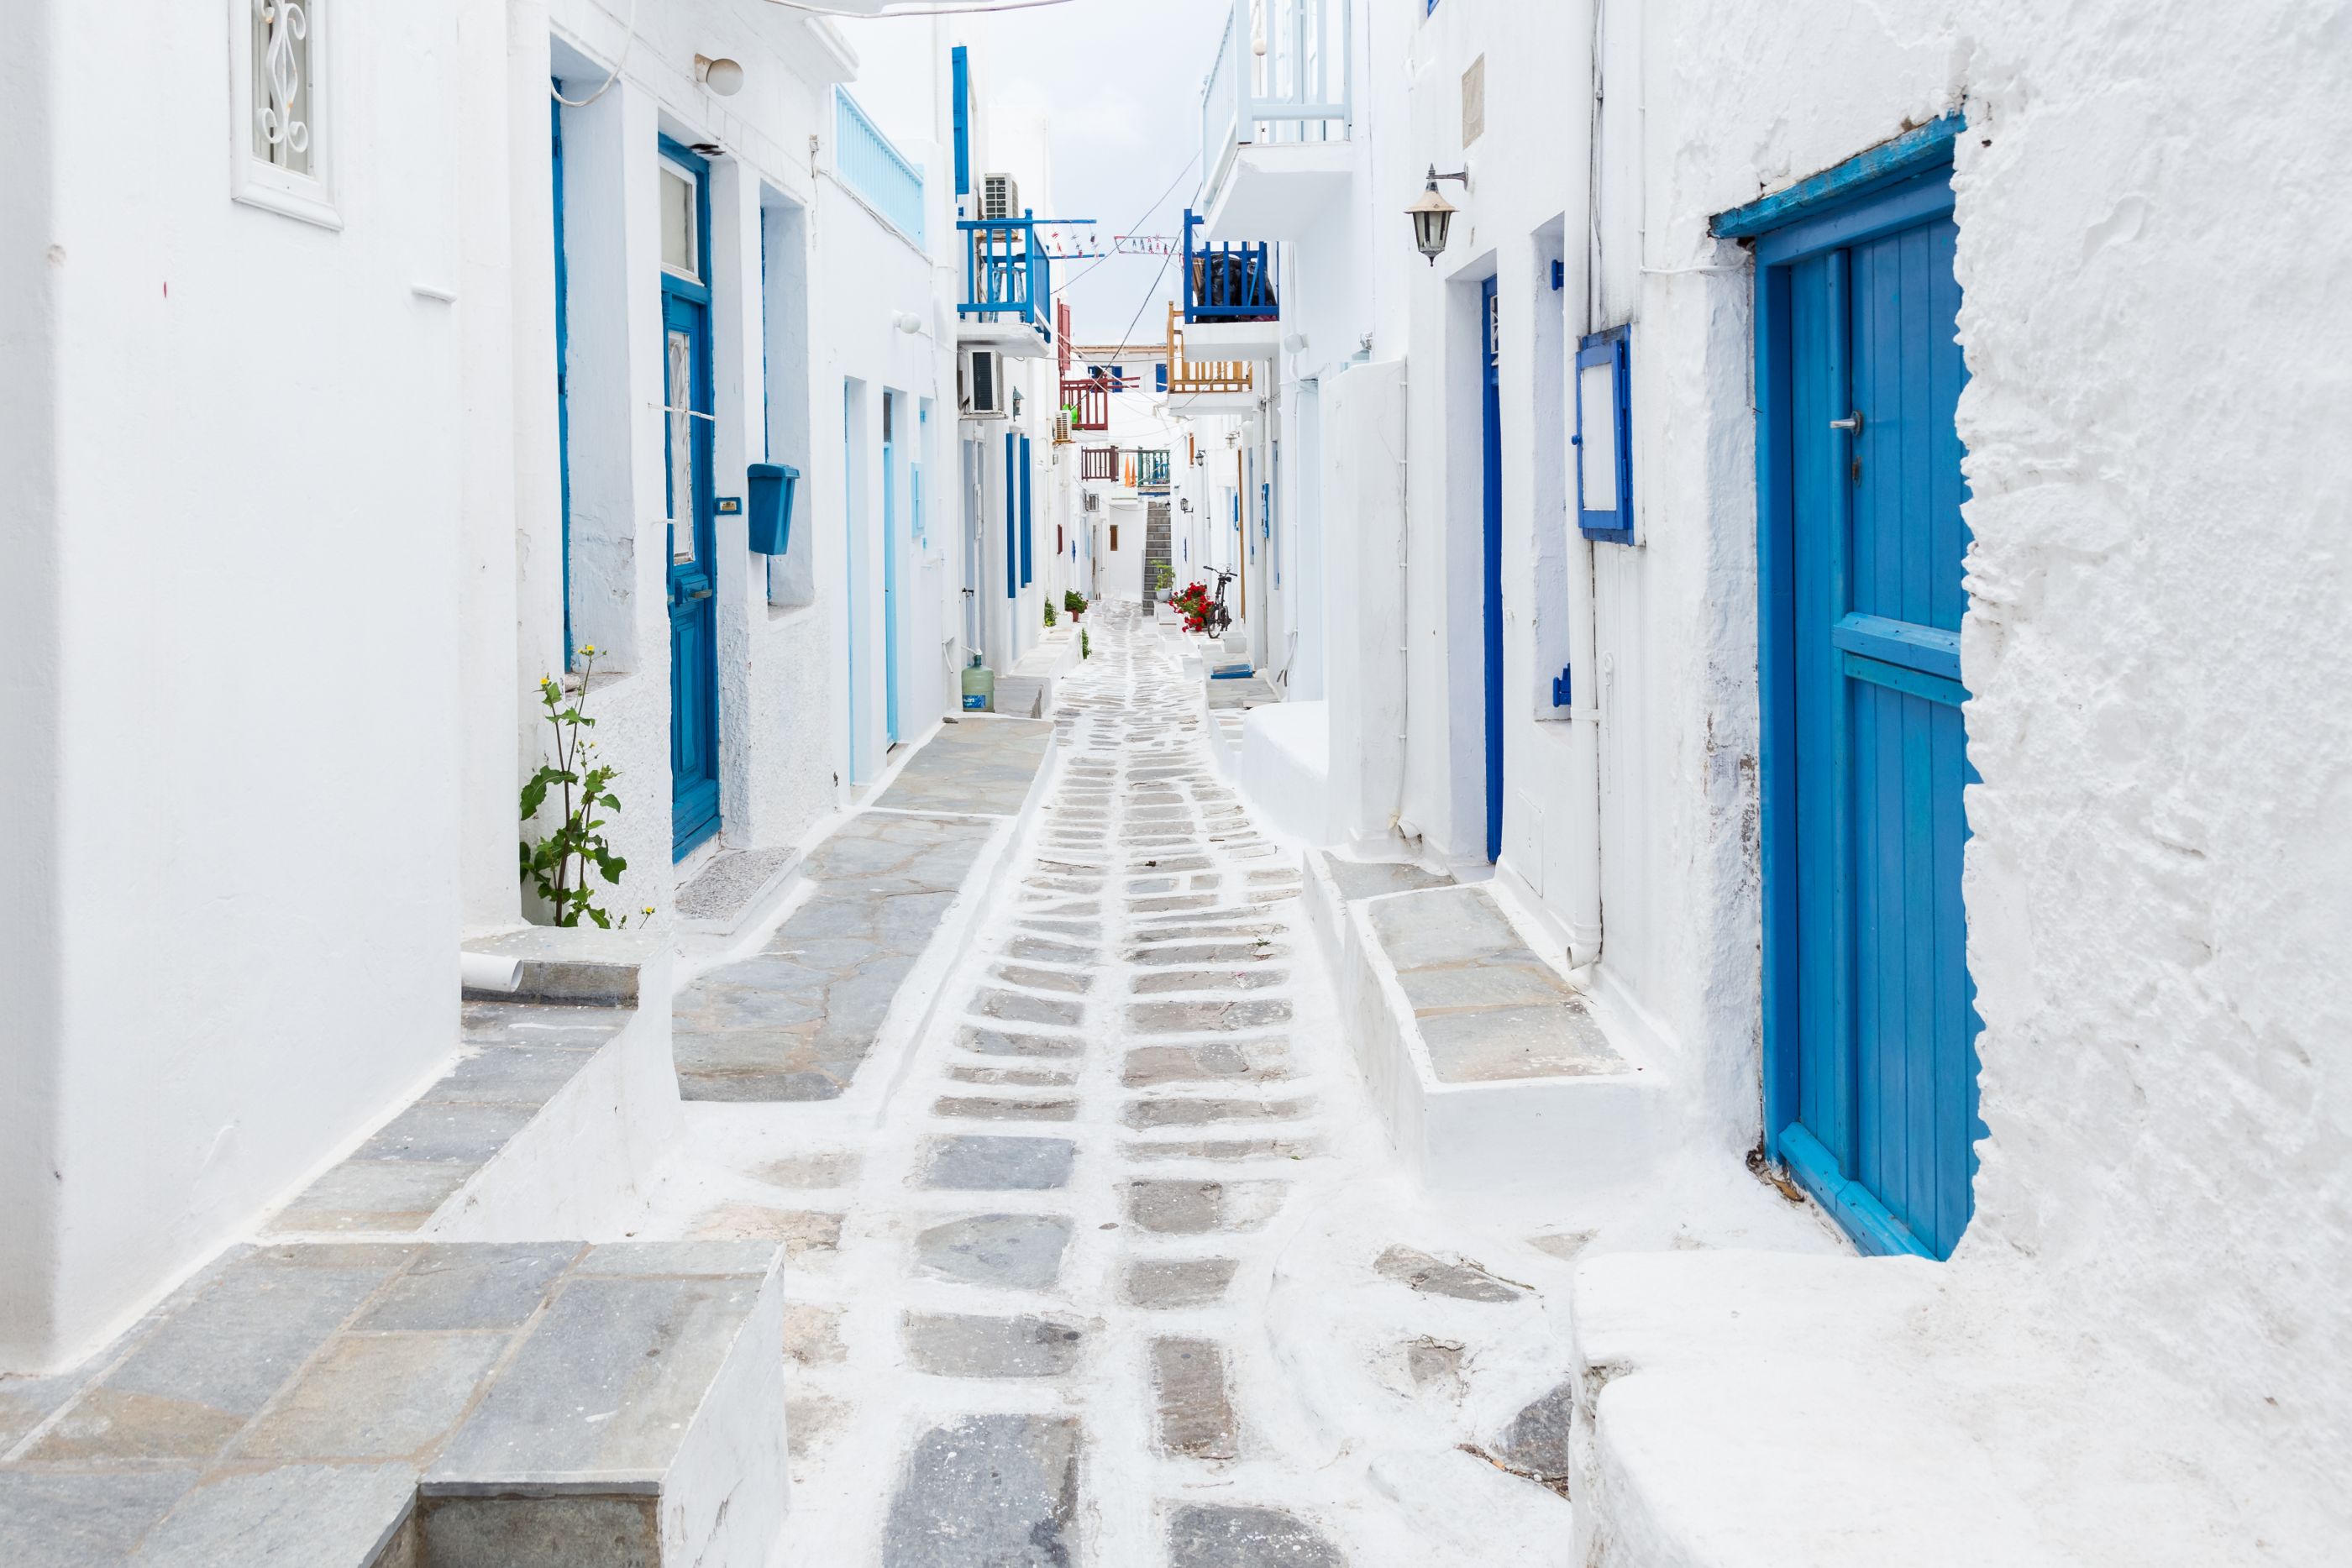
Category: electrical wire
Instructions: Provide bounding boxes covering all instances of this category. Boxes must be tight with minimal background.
[763,0,1077,16]
[1057,149,1200,293]
[551,0,639,108]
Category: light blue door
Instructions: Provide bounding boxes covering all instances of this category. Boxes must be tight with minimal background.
[1763,159,1981,1259]
[883,395,900,744]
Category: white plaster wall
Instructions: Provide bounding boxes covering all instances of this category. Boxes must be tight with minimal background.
[0,0,468,1370]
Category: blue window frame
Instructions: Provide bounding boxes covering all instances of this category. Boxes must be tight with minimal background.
[951,46,971,198]
[1018,434,1034,585]
[1004,432,1019,598]
[1574,325,1634,543]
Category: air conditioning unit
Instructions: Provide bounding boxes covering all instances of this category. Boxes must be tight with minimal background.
[958,348,1006,418]
[980,172,1021,221]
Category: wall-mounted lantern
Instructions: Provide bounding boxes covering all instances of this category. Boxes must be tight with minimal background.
[1407,165,1471,265]
[694,55,744,97]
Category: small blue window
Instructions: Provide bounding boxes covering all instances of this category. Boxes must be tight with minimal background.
[1574,326,1634,543]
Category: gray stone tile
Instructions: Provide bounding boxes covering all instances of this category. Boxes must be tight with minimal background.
[423,1046,591,1107]
[1123,1180,1284,1235]
[882,1413,1079,1567]
[875,720,1053,815]
[355,1243,579,1332]
[1417,1002,1623,1083]
[1122,1098,1310,1130]
[413,1495,656,1568]
[0,1470,195,1564]
[32,1253,405,1462]
[1406,1337,1467,1395]
[1123,1042,1288,1087]
[428,1273,766,1484]
[1121,1138,1317,1163]
[233,1333,507,1460]
[932,1096,1081,1123]
[973,989,1084,1027]
[267,1159,474,1235]
[1127,999,1293,1036]
[1004,937,1097,965]
[1392,958,1574,1013]
[675,844,798,922]
[902,1314,1084,1378]
[946,1065,1078,1088]
[1321,857,1455,901]
[1373,1246,1527,1304]
[991,964,1092,994]
[355,1103,536,1165]
[1495,1381,1575,1492]
[1366,884,1523,968]
[1168,1503,1347,1566]
[1126,941,1288,967]
[1131,967,1289,994]
[955,1026,1080,1059]
[1152,1339,1238,1460]
[921,1136,1076,1191]
[1123,1257,1239,1308]
[913,1214,1074,1290]
[576,1240,783,1277]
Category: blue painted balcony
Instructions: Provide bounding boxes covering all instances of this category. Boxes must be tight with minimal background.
[834,87,925,246]
[1136,448,1173,493]
[959,212,1057,360]
[1182,208,1281,360]
[1198,0,1352,241]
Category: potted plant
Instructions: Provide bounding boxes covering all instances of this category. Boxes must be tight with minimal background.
[1063,590,1088,621]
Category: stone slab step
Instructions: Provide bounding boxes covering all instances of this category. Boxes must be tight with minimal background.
[0,1241,785,1568]
[1302,854,1668,1194]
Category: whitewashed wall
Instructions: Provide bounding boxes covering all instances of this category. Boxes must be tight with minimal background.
[0,0,469,1371]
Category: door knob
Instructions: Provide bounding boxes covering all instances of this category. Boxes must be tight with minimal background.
[687,586,713,601]
[1829,412,1864,433]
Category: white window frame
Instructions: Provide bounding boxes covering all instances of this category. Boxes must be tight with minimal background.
[228,0,339,229]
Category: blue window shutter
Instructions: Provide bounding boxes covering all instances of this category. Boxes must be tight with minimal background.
[1574,326,1635,543]
[1156,363,1168,394]
[1005,433,1018,596]
[951,47,971,198]
[1019,435,1034,585]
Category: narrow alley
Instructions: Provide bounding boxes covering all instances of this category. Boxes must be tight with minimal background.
[633,608,1597,1565]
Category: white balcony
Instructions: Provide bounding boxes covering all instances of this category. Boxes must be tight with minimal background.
[1198,0,1353,243]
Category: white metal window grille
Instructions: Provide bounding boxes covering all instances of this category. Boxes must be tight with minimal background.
[230,0,337,226]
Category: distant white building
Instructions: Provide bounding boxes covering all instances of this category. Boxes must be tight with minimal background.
[0,0,1058,1377]
[1158,0,2351,1561]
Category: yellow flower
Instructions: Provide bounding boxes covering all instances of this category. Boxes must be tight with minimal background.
[641,906,655,916]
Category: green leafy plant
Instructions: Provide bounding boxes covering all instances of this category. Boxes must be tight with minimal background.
[1153,562,1175,595]
[1081,628,1091,659]
[519,648,633,929]
[1043,601,1058,627]
[1062,590,1088,615]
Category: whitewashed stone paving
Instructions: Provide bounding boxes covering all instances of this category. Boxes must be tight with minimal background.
[627,611,1605,1565]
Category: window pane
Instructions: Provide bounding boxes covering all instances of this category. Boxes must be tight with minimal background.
[662,167,698,278]
[667,328,696,562]
[1579,359,1619,513]
[252,0,314,176]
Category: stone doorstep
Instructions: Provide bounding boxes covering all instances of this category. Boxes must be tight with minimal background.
[1303,852,1670,1196]
[0,1242,785,1568]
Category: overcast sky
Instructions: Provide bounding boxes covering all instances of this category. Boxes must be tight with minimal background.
[970,0,1233,346]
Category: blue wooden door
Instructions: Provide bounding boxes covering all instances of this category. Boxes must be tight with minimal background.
[660,144,721,859]
[1479,276,1504,863]
[1771,167,1980,1259]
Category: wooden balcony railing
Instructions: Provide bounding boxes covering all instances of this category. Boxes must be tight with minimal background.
[1080,446,1119,481]
[1165,304,1254,397]
[1063,378,1111,432]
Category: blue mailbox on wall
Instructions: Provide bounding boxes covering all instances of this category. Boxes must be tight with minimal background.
[746,464,800,556]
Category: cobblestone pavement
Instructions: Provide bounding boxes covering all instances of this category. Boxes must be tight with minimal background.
[634,609,1584,1565]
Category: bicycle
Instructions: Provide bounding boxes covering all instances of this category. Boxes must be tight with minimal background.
[1205,569,1236,640]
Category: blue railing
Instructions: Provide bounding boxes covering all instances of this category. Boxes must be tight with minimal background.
[1183,209,1277,323]
[1137,449,1173,490]
[1200,0,1353,204]
[835,87,926,246]
[960,214,1054,338]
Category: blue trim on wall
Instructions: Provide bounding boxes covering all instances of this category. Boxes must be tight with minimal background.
[1479,275,1504,864]
[1712,113,1964,239]
[1574,325,1635,544]
[552,89,575,668]
[951,46,972,198]
[1004,433,1018,598]
[1018,435,1034,586]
